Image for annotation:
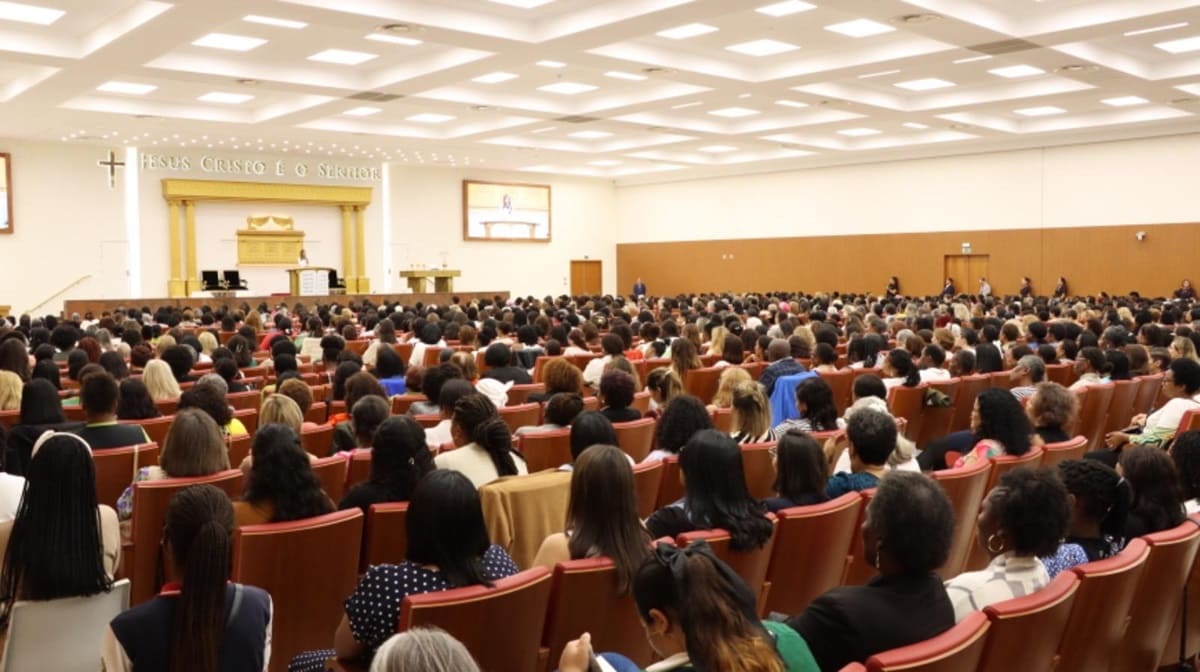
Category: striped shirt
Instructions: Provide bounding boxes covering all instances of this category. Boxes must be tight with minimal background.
[945,553,1049,622]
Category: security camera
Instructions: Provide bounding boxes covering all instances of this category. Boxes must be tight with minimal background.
[1136,231,1147,241]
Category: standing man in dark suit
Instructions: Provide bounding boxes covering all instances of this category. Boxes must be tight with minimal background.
[633,277,647,297]
[942,277,956,298]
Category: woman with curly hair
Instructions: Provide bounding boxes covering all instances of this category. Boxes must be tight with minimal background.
[1120,445,1186,538]
[643,395,713,464]
[774,376,844,435]
[1058,458,1131,561]
[235,424,335,527]
[954,388,1035,468]
[1025,382,1078,444]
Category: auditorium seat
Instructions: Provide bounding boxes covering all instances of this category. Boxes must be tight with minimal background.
[304,401,328,424]
[683,366,722,405]
[1041,435,1088,466]
[655,455,683,509]
[127,470,244,605]
[227,433,251,466]
[1045,363,1073,387]
[1,578,130,672]
[1056,538,1150,671]
[841,489,878,586]
[741,442,776,500]
[1075,383,1114,452]
[977,570,1079,672]
[232,509,364,672]
[711,407,733,432]
[531,356,558,383]
[864,611,990,672]
[398,567,553,672]
[887,384,925,442]
[678,518,777,614]
[518,429,572,473]
[479,471,571,568]
[361,502,409,571]
[1132,374,1163,416]
[988,371,1014,390]
[1112,520,1200,671]
[916,378,959,450]
[498,402,540,435]
[300,424,334,456]
[950,374,990,432]
[344,448,371,490]
[565,353,600,371]
[232,408,257,436]
[0,410,17,429]
[122,415,174,448]
[930,459,990,578]
[613,418,655,462]
[412,413,441,428]
[631,390,651,415]
[311,454,348,503]
[226,390,260,411]
[391,394,426,415]
[740,361,769,381]
[542,558,654,669]
[1159,516,1200,668]
[764,492,863,616]
[1101,379,1141,438]
[507,383,545,406]
[631,460,663,519]
[92,442,158,509]
[63,405,86,422]
[1177,408,1200,436]
[391,342,413,366]
[344,339,369,356]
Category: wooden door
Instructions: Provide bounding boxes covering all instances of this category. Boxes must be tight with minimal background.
[968,256,990,292]
[944,255,990,294]
[570,260,602,296]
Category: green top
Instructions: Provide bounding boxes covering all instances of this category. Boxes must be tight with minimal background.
[649,621,819,672]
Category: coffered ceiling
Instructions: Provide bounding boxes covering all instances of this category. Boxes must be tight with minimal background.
[2,0,1200,183]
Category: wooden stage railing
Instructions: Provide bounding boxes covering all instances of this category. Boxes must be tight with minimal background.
[62,291,510,319]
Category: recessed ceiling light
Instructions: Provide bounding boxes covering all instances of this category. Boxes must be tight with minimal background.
[243,15,307,29]
[366,33,422,46]
[97,81,157,95]
[775,99,808,108]
[569,130,612,139]
[838,127,881,136]
[537,60,566,68]
[192,33,267,51]
[755,0,816,17]
[698,145,738,153]
[902,122,929,129]
[726,39,799,57]
[308,49,378,65]
[1124,22,1188,37]
[953,54,991,64]
[894,78,955,91]
[488,0,555,7]
[407,113,455,123]
[657,23,718,40]
[858,69,901,79]
[708,107,760,118]
[198,92,254,104]
[825,19,895,38]
[343,106,382,116]
[1014,106,1066,116]
[530,126,556,133]
[588,159,622,166]
[605,71,647,81]
[473,71,518,84]
[1102,96,1149,107]
[538,81,597,95]
[1156,35,1200,53]
[671,101,703,109]
[1175,83,1200,96]
[988,64,1045,78]
[0,1,64,25]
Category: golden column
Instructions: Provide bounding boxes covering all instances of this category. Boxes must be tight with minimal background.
[354,205,369,293]
[167,200,186,298]
[341,205,357,293]
[184,200,199,295]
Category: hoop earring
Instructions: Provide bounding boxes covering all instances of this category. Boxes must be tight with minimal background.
[986,533,1006,554]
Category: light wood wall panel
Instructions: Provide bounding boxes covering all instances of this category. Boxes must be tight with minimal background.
[617,222,1200,297]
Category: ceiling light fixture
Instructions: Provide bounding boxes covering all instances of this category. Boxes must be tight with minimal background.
[902,122,929,129]
[775,99,808,108]
[236,78,260,85]
[756,0,815,16]
[309,49,378,65]
[605,71,646,81]
[569,130,612,139]
[953,54,991,64]
[536,60,566,68]
[1014,105,1066,116]
[825,19,895,38]
[192,33,267,51]
[407,113,455,123]
[366,33,422,46]
[1175,83,1200,96]
[1156,35,1200,53]
[243,15,307,29]
[0,1,64,25]
[538,81,597,94]
[838,127,882,136]
[488,0,555,7]
[988,64,1045,78]
[899,13,940,24]
[708,107,760,118]
[1124,22,1188,37]
[343,106,382,116]
[657,23,718,40]
[858,69,900,79]
[97,81,157,95]
[198,92,254,104]
[1101,95,1149,107]
[642,67,677,75]
[530,126,556,133]
[671,101,703,109]
[698,145,738,153]
[1056,64,1099,73]
[473,71,518,83]
[894,78,955,91]
[726,39,799,56]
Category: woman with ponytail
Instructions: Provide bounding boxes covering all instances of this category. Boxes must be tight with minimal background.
[434,393,527,488]
[880,349,920,390]
[558,542,818,672]
[103,484,273,671]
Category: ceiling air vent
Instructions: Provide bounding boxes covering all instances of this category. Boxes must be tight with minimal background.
[966,39,1041,56]
[553,115,602,124]
[347,91,404,102]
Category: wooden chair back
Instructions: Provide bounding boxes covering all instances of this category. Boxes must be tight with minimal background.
[741,442,777,500]
[518,429,572,473]
[930,459,991,578]
[917,378,959,449]
[300,424,334,456]
[886,384,925,441]
[977,571,1079,672]
[1045,363,1073,387]
[497,403,540,435]
[391,395,427,415]
[841,489,878,586]
[1056,539,1150,671]
[711,407,733,432]
[543,559,654,668]
[819,369,855,416]
[1041,436,1088,467]
[507,383,545,406]
[153,398,178,416]
[121,415,174,448]
[655,455,683,509]
[93,442,159,509]
[613,418,656,462]
[345,449,372,490]
[361,502,409,571]
[226,390,260,411]
[304,401,327,424]
[763,493,863,615]
[950,374,990,432]
[631,391,651,415]
[232,408,257,436]
[1102,379,1142,436]
[631,460,663,519]
[311,454,348,503]
[683,367,723,405]
[1076,383,1114,452]
[1132,374,1163,416]
[865,612,990,672]
[678,518,778,613]
[227,434,251,466]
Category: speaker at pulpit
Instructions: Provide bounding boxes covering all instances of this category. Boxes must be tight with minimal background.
[287,267,340,295]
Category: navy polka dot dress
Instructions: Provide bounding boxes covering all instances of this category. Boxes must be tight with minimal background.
[288,545,519,671]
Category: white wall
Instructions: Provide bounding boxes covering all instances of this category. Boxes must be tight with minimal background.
[616,133,1200,243]
[386,166,617,297]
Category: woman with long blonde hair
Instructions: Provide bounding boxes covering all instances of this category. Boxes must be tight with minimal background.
[710,367,751,409]
[0,371,22,411]
[729,381,774,444]
[708,327,728,358]
[142,359,181,402]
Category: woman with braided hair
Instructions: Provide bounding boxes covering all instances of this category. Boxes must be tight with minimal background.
[434,393,527,488]
[1172,431,1200,514]
[1057,458,1132,561]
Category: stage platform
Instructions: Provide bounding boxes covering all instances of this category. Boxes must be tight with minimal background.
[61,291,510,319]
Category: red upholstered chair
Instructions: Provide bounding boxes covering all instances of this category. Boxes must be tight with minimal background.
[741,442,777,500]
[613,418,655,462]
[127,470,244,606]
[507,383,545,406]
[582,397,600,412]
[864,611,990,672]
[1056,538,1150,671]
[683,367,723,405]
[411,413,440,429]
[1159,516,1200,668]
[930,459,990,578]
[63,405,86,422]
[989,371,1014,390]
[565,353,599,371]
[678,517,778,613]
[950,374,990,432]
[1178,408,1200,436]
[1041,435,1088,467]
[841,489,877,586]
[360,502,408,571]
[304,400,328,424]
[518,429,572,473]
[226,433,251,467]
[1132,374,1163,416]
[392,342,414,366]
[300,424,334,456]
[1076,383,1114,452]
[917,378,959,449]
[498,403,540,435]
[711,407,734,432]
[226,390,260,411]
[631,460,663,519]
[819,369,855,417]
[153,398,178,416]
[344,449,372,490]
[232,408,257,436]
[311,454,348,503]
[93,442,159,509]
[421,347,444,368]
[542,558,654,669]
[232,509,364,672]
[886,384,925,441]
[1111,520,1200,671]
[0,410,18,429]
[344,339,369,356]
[764,493,863,616]
[531,356,559,383]
[631,391,651,415]
[655,455,683,509]
[399,567,553,672]
[977,570,1080,672]
[1045,363,1073,387]
[390,395,426,415]
[1101,379,1142,437]
[121,415,174,448]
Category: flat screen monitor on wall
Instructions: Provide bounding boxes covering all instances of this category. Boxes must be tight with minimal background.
[462,179,551,242]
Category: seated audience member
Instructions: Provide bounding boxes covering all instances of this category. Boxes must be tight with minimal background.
[1149,347,1172,375]
[161,345,197,383]
[1025,382,1078,445]
[598,370,641,424]
[729,380,775,444]
[348,396,390,451]
[948,350,976,378]
[339,416,434,513]
[277,378,319,429]
[179,382,246,437]
[234,424,335,527]
[954,388,1035,468]
[408,323,445,372]
[1105,358,1200,451]
[70,372,150,449]
[1126,344,1151,377]
[0,340,29,383]
[764,431,829,513]
[0,428,21,521]
[644,395,713,463]
[1058,459,1130,561]
[331,372,389,452]
[330,360,364,407]
[1175,431,1200,514]
[759,339,806,397]
[1008,355,1045,401]
[116,378,161,420]
[259,394,305,436]
[788,471,955,670]
[361,318,398,370]
[826,408,895,497]
[812,343,839,374]
[1105,349,1132,382]
[647,367,685,415]
[1069,347,1109,390]
[515,392,583,437]
[583,334,625,389]
[559,541,819,672]
[369,629,480,672]
[1172,335,1200,363]
[533,444,651,586]
[605,356,642,391]
[30,358,62,390]
[645,430,773,548]
[918,345,950,382]
[291,470,519,671]
[775,376,844,435]
[434,393,528,488]
[104,485,272,672]
[527,358,583,404]
[567,411,621,470]
[424,379,474,449]
[215,357,249,393]
[98,351,130,381]
[0,432,121,600]
[66,349,89,384]
[974,343,1004,374]
[411,363,463,417]
[6,379,83,474]
[668,337,702,383]
[142,359,182,402]
[880,349,921,390]
[945,468,1068,619]
[0,372,20,412]
[117,409,230,520]
[372,346,408,398]
[1120,445,1186,538]
[480,343,533,385]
